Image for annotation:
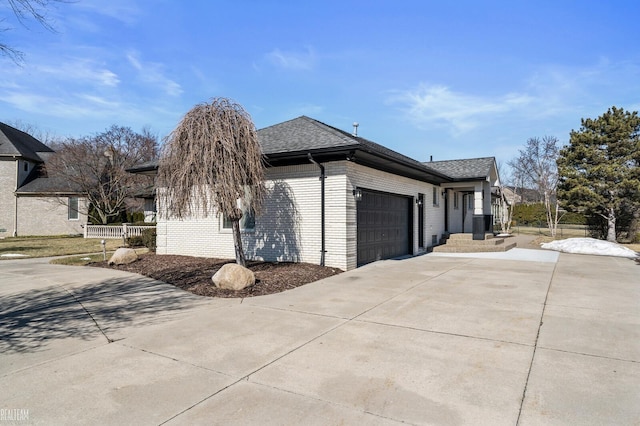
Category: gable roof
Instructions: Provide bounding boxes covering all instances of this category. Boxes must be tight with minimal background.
[260,116,450,183]
[15,176,83,195]
[0,122,55,162]
[128,117,498,185]
[425,157,496,181]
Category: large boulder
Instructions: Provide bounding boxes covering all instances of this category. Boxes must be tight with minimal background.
[212,263,255,290]
[108,248,138,265]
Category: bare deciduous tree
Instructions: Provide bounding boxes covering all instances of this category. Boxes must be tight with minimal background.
[47,125,158,224]
[1,0,69,62]
[508,136,563,237]
[7,119,59,145]
[158,97,265,267]
[495,162,521,235]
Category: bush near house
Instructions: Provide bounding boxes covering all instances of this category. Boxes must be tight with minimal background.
[127,228,156,252]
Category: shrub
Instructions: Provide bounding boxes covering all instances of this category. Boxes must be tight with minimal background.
[141,228,156,252]
[127,235,144,247]
[127,228,156,251]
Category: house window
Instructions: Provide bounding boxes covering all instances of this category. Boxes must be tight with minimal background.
[453,193,459,209]
[432,187,439,206]
[68,197,79,220]
[467,195,474,210]
[222,208,255,231]
[23,162,28,172]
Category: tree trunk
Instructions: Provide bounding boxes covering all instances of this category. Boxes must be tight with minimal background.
[231,218,246,267]
[606,206,616,242]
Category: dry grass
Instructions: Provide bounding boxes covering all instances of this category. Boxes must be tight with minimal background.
[624,243,640,252]
[51,248,149,266]
[513,225,589,238]
[519,230,640,254]
[0,236,122,260]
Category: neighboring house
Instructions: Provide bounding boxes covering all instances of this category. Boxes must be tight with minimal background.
[0,123,87,237]
[126,160,159,223]
[130,116,501,270]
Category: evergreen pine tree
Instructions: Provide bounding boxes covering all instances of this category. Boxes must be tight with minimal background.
[557,106,640,242]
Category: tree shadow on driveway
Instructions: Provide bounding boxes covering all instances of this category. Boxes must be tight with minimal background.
[0,276,211,354]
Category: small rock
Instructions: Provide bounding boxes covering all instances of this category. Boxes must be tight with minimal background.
[212,263,255,290]
[108,248,138,265]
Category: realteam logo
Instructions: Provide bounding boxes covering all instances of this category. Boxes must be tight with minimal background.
[0,409,29,422]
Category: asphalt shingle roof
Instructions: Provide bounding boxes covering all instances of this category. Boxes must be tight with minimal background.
[425,157,496,180]
[128,117,495,183]
[16,176,83,194]
[0,122,54,162]
[259,116,448,178]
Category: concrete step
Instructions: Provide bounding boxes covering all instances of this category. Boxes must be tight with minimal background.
[432,242,517,253]
[443,238,505,247]
[447,233,495,241]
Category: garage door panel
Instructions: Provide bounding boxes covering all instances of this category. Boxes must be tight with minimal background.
[357,190,411,266]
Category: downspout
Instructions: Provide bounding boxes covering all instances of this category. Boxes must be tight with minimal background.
[307,153,326,266]
[13,157,18,236]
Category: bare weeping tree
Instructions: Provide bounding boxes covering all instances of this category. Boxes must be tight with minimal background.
[158,98,265,267]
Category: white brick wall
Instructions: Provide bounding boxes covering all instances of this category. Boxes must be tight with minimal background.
[345,162,446,270]
[158,164,330,266]
[157,161,450,271]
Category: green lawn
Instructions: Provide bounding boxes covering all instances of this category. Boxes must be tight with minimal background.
[0,236,123,259]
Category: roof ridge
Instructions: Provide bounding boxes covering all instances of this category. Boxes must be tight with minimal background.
[426,156,495,164]
[0,122,55,161]
[300,116,358,144]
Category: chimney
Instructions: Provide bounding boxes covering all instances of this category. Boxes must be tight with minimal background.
[352,122,359,137]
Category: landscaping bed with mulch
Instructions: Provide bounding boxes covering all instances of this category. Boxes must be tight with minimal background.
[90,253,342,298]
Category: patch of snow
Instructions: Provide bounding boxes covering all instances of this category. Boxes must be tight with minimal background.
[80,257,91,261]
[0,253,29,258]
[496,233,512,237]
[541,237,638,258]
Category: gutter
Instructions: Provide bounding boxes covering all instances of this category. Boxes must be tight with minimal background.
[307,153,326,267]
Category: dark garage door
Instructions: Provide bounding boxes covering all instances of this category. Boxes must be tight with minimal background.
[357,190,412,266]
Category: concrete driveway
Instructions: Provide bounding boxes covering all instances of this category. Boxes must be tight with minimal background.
[1,251,638,425]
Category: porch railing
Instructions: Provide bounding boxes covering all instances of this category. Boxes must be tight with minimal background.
[84,224,156,239]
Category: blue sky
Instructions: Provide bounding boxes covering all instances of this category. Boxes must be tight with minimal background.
[1,0,638,168]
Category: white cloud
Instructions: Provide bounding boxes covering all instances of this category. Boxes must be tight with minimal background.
[126,51,183,96]
[390,58,640,140]
[267,47,315,70]
[1,90,128,119]
[38,60,120,87]
[390,84,533,134]
[72,0,143,26]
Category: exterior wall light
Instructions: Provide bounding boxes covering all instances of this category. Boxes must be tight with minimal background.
[353,188,363,202]
[416,198,423,206]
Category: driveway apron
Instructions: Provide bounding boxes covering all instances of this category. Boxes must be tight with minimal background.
[0,251,637,425]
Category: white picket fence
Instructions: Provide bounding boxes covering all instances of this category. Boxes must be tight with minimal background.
[84,224,155,239]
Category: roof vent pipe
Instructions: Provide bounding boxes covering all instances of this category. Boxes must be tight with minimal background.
[430,155,433,162]
[352,122,359,137]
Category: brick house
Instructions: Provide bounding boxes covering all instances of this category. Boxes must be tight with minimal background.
[0,123,87,237]
[131,116,500,270]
